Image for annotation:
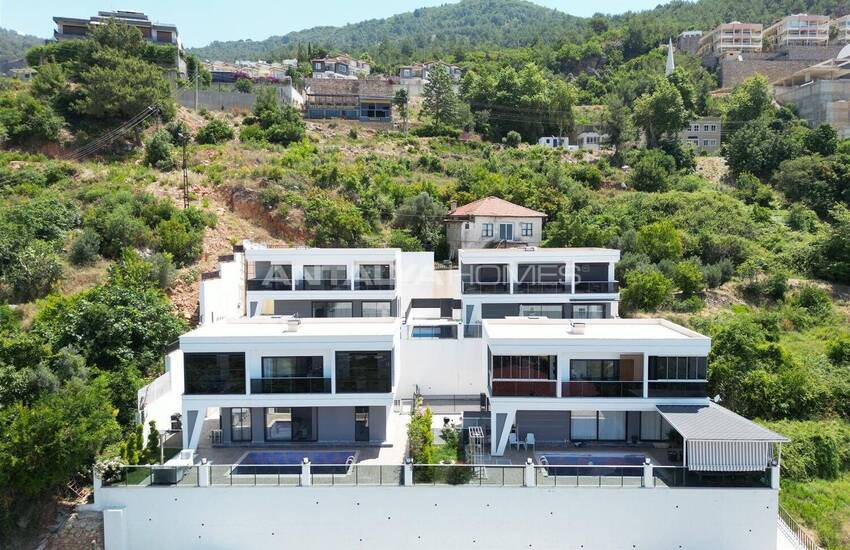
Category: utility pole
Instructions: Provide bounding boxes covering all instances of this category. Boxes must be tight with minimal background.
[194,71,199,111]
[182,138,189,209]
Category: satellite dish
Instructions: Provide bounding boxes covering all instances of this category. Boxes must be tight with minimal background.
[838,43,850,60]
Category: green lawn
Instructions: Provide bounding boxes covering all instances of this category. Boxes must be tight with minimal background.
[782,474,850,550]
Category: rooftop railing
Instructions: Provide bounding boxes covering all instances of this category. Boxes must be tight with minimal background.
[512,282,569,294]
[462,281,510,294]
[99,463,775,489]
[354,279,395,291]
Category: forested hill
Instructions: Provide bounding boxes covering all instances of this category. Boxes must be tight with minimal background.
[0,28,43,63]
[188,0,584,61]
[622,0,849,32]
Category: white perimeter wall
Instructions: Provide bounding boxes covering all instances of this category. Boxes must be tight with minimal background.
[398,337,484,397]
[198,254,244,325]
[96,486,778,550]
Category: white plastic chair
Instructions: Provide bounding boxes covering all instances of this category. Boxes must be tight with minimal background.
[509,432,519,450]
[525,433,536,451]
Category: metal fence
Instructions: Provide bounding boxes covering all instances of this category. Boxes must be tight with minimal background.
[102,463,775,490]
[778,505,824,550]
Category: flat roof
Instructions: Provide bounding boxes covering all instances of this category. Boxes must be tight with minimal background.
[483,318,707,341]
[180,318,400,341]
[657,404,789,442]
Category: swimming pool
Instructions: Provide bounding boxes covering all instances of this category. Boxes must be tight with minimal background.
[232,450,357,475]
[536,452,646,476]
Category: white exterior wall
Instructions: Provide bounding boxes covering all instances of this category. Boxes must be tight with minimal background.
[95,485,778,550]
[398,336,484,397]
[199,253,245,325]
[452,216,544,251]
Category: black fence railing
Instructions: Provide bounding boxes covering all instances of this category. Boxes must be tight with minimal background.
[513,282,569,294]
[335,377,392,393]
[561,381,644,398]
[574,281,619,294]
[295,279,351,291]
[246,279,293,291]
[462,282,510,294]
[354,279,396,290]
[250,377,331,394]
[648,381,709,398]
[491,380,557,397]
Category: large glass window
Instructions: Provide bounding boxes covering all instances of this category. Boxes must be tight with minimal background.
[362,301,392,317]
[358,264,392,288]
[571,304,606,319]
[648,357,708,380]
[303,265,347,288]
[231,408,251,442]
[518,264,565,283]
[261,356,323,378]
[570,359,620,381]
[264,407,315,442]
[571,411,598,440]
[518,304,563,318]
[335,351,392,393]
[411,325,457,339]
[491,355,557,380]
[481,223,493,237]
[312,301,353,318]
[184,353,245,394]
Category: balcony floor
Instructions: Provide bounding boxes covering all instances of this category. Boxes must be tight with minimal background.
[194,408,410,466]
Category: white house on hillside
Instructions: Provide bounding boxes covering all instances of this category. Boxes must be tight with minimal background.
[444,196,546,260]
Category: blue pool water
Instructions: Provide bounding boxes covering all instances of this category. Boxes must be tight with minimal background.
[233,450,357,475]
[537,452,645,476]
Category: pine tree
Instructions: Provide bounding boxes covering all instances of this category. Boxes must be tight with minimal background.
[422,66,459,128]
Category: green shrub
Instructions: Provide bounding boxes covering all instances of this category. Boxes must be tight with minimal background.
[621,269,674,312]
[348,127,358,140]
[148,252,176,289]
[759,420,850,481]
[671,295,704,312]
[387,229,423,251]
[735,172,773,207]
[144,129,175,171]
[195,118,234,145]
[503,130,521,148]
[3,240,63,302]
[571,163,603,189]
[628,149,675,192]
[702,259,734,288]
[69,227,101,266]
[234,78,253,93]
[636,221,683,263]
[672,260,705,297]
[789,285,833,319]
[155,217,203,267]
[827,337,850,366]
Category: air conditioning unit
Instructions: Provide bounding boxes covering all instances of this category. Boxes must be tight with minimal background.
[570,322,586,335]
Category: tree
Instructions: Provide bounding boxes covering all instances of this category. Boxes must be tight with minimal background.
[725,75,773,129]
[628,149,675,192]
[806,123,838,156]
[234,78,253,94]
[811,204,850,283]
[195,118,234,145]
[734,172,773,207]
[503,130,522,147]
[0,379,120,530]
[604,94,636,157]
[387,229,422,251]
[302,191,369,247]
[0,91,63,144]
[145,420,161,463]
[723,118,805,180]
[636,221,683,262]
[393,192,447,251]
[3,240,63,303]
[621,269,674,312]
[422,64,459,128]
[632,78,688,148]
[672,260,705,297]
[393,88,410,134]
[73,48,174,122]
[144,129,175,171]
[549,79,575,139]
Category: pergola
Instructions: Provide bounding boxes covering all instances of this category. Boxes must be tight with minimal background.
[657,404,789,472]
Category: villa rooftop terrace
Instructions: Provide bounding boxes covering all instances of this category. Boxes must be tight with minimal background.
[483,318,709,341]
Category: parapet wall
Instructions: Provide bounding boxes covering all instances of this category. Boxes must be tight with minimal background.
[95,485,778,550]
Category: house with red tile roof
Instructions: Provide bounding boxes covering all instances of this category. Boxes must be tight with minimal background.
[444,196,546,260]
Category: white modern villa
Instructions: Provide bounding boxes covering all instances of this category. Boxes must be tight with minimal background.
[91,242,801,550]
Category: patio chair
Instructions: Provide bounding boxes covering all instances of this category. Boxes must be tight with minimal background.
[525,433,536,451]
[509,432,520,450]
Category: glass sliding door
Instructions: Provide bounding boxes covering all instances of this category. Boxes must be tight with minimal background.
[264,407,317,442]
[231,407,252,442]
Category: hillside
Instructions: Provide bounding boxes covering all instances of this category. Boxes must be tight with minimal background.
[188,0,584,61]
[623,0,850,33]
[0,27,43,63]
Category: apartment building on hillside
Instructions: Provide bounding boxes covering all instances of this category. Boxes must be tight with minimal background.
[52,10,185,76]
[678,117,722,153]
[763,14,830,49]
[311,55,371,79]
[445,197,546,260]
[697,22,763,56]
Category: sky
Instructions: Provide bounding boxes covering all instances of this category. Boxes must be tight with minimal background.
[0,0,663,48]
